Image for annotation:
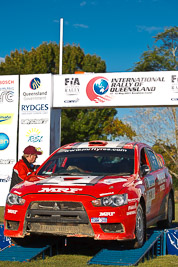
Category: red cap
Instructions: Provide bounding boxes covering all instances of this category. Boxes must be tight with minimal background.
[23,146,42,155]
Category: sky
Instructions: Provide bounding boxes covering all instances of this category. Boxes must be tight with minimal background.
[0,0,177,73]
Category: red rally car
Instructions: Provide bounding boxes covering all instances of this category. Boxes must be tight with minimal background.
[4,140,175,247]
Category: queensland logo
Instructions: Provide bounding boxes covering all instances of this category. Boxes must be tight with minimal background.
[29,77,41,90]
[0,133,9,150]
[26,128,43,143]
[86,77,111,103]
[0,114,13,124]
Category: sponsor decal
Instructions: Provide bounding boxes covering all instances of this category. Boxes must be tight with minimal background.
[100,192,114,196]
[65,78,80,95]
[157,173,166,185]
[147,188,155,201]
[21,104,49,114]
[145,176,155,188]
[171,75,178,93]
[37,176,101,186]
[102,178,127,185]
[21,104,48,111]
[86,76,111,103]
[0,133,9,150]
[128,204,137,211]
[0,159,15,164]
[13,190,22,195]
[0,80,14,85]
[38,187,83,193]
[110,76,164,95]
[29,77,41,90]
[0,174,11,182]
[0,114,13,124]
[0,91,14,103]
[91,217,107,223]
[7,209,18,214]
[171,98,178,101]
[21,118,48,124]
[128,198,139,203]
[26,128,43,143]
[64,99,79,103]
[126,211,136,215]
[99,212,115,217]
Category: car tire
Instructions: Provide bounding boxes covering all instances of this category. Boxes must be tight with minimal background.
[134,203,146,248]
[157,194,173,229]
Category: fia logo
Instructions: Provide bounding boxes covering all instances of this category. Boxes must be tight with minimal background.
[65,78,80,86]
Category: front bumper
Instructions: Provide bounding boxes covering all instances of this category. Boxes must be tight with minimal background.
[4,194,137,241]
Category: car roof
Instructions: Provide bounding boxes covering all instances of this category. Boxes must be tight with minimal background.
[61,140,146,150]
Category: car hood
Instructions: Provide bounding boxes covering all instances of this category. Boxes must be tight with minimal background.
[11,174,135,198]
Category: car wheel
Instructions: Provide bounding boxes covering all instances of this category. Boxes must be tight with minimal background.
[134,203,145,248]
[157,194,173,229]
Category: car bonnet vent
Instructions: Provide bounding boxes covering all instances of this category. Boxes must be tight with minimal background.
[88,140,108,146]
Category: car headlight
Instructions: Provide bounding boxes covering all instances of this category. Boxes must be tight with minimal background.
[92,193,128,207]
[6,193,25,205]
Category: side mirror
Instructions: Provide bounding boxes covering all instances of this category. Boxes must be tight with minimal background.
[140,164,150,177]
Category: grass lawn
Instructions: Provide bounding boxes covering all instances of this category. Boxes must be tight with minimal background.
[0,203,177,267]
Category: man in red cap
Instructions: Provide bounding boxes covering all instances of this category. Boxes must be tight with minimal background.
[10,146,42,190]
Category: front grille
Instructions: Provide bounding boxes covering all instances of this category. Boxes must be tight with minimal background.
[25,201,94,237]
[26,201,89,224]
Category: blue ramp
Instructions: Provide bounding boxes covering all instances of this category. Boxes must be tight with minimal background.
[88,231,164,266]
[0,225,11,251]
[0,224,52,262]
[0,243,51,262]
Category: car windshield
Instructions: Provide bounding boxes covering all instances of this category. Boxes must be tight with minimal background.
[38,148,134,176]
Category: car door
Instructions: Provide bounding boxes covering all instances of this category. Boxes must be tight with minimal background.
[145,148,166,220]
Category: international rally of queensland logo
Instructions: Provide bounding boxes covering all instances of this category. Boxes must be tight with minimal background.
[86,77,111,103]
[29,77,41,90]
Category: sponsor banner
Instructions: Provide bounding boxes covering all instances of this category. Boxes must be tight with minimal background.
[0,75,19,205]
[53,71,178,108]
[19,74,52,164]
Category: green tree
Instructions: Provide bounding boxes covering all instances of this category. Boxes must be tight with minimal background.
[129,27,178,185]
[133,26,178,71]
[61,108,136,145]
[0,42,106,75]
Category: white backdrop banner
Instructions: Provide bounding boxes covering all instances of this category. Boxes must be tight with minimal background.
[53,71,178,108]
[18,74,52,165]
[0,75,19,205]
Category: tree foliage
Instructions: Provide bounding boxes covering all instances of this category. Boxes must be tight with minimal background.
[0,42,106,75]
[133,26,178,71]
[0,42,136,144]
[61,108,136,145]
